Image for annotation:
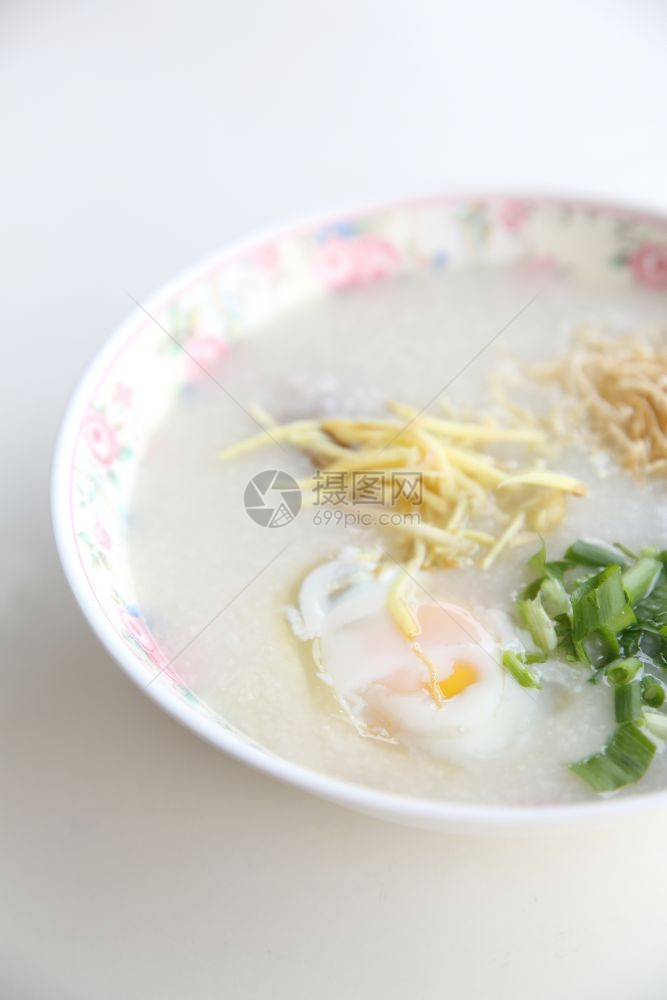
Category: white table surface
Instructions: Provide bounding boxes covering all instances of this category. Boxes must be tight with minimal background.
[3,1,667,996]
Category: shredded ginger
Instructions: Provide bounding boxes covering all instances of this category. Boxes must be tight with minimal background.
[221,400,587,574]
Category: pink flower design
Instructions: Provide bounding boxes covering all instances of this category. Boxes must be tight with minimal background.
[314,236,400,289]
[630,243,667,290]
[120,611,180,681]
[355,236,400,283]
[314,237,358,289]
[94,521,111,550]
[84,414,119,466]
[499,199,531,231]
[253,242,280,270]
[120,610,156,653]
[113,382,133,405]
[147,646,181,684]
[185,335,227,380]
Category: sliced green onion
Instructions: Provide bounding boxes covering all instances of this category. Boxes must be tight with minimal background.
[569,722,656,792]
[643,711,667,741]
[539,577,571,619]
[641,676,665,708]
[566,539,626,568]
[524,650,548,664]
[513,539,667,793]
[517,595,557,653]
[528,538,548,576]
[634,579,667,628]
[609,605,637,635]
[571,566,636,644]
[519,578,542,601]
[622,557,662,607]
[607,657,642,685]
[579,627,620,669]
[501,650,541,689]
[615,681,642,723]
[625,628,667,668]
[527,539,570,581]
[554,617,578,661]
[570,571,602,604]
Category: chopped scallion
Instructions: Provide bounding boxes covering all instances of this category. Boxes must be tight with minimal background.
[540,577,571,619]
[566,539,626,567]
[643,711,667,741]
[517,595,557,653]
[579,627,620,669]
[501,650,542,689]
[607,657,642,686]
[517,539,667,793]
[569,723,655,792]
[527,539,570,582]
[524,651,548,665]
[614,681,642,723]
[622,557,662,607]
[571,566,635,646]
[641,676,665,708]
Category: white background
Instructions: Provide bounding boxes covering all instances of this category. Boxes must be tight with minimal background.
[3,1,667,997]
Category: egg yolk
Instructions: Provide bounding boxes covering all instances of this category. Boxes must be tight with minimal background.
[438,660,478,699]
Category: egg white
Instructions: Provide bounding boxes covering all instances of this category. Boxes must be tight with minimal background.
[290,551,537,763]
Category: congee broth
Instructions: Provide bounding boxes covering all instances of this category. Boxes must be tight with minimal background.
[128,266,667,805]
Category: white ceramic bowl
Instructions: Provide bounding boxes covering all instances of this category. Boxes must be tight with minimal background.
[52,194,667,832]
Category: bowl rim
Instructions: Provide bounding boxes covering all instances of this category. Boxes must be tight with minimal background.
[52,190,667,830]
